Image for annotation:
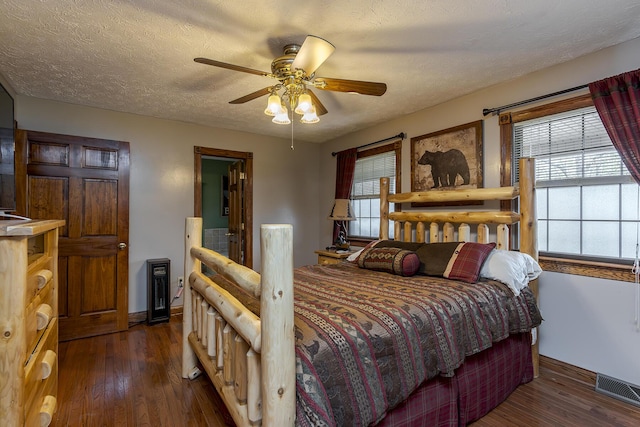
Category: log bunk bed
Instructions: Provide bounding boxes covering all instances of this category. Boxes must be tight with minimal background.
[182,157,542,426]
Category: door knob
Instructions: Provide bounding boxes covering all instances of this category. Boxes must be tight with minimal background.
[225,233,235,236]
[118,242,127,250]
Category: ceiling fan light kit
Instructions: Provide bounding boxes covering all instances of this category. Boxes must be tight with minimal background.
[195,34,387,127]
[266,85,318,124]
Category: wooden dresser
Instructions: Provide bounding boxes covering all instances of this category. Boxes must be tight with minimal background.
[0,219,64,426]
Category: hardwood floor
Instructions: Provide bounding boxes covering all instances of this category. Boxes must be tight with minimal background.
[52,315,233,427]
[471,358,640,427]
[53,315,640,426]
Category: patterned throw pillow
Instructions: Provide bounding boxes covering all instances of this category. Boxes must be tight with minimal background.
[357,246,421,277]
[415,242,496,283]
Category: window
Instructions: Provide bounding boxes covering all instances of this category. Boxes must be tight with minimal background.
[349,142,401,239]
[505,95,638,262]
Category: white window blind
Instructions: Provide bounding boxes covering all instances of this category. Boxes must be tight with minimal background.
[512,105,638,259]
[513,106,630,185]
[352,151,396,198]
[350,150,396,238]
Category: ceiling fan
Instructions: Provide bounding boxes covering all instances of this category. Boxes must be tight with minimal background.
[194,35,387,124]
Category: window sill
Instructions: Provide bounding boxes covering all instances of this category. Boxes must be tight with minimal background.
[540,256,635,283]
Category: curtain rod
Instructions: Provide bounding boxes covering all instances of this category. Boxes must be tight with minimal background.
[482,83,589,116]
[331,132,406,156]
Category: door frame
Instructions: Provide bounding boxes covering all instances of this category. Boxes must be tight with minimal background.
[194,146,253,269]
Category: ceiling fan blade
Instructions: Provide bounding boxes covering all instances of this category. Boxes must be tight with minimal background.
[307,90,328,116]
[229,87,273,104]
[314,77,387,96]
[291,35,335,75]
[194,57,270,77]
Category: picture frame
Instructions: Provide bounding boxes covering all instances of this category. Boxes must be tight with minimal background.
[221,175,229,216]
[410,120,483,207]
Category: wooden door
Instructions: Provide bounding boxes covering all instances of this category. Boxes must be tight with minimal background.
[227,161,244,264]
[19,130,130,341]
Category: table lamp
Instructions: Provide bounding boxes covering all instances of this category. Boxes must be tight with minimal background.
[328,199,356,250]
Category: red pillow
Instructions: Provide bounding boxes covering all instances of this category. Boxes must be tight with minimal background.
[415,242,496,283]
[444,242,496,283]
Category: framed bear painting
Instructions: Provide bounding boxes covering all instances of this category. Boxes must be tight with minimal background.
[410,120,483,207]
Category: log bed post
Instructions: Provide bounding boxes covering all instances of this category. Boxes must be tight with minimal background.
[260,224,296,426]
[518,158,538,279]
[518,157,539,377]
[182,217,201,378]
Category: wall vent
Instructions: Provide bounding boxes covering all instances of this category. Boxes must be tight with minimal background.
[595,373,640,407]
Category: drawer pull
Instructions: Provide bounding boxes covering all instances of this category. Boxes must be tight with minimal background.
[40,395,57,427]
[35,269,53,290]
[41,350,57,380]
[36,304,53,330]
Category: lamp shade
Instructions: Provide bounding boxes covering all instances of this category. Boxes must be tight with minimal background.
[265,93,282,116]
[328,199,356,220]
[294,93,313,114]
[272,105,291,124]
[300,106,319,124]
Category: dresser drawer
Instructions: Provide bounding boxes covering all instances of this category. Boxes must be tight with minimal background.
[24,394,57,427]
[25,279,55,355]
[24,317,58,426]
[26,256,54,302]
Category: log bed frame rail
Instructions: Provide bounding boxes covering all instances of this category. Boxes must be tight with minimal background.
[182,157,537,427]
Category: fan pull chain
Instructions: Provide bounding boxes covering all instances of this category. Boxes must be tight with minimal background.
[290,110,295,150]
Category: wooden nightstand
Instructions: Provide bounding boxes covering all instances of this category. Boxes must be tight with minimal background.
[315,249,354,265]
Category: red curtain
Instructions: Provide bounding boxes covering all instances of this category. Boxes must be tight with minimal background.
[333,148,357,242]
[589,69,640,184]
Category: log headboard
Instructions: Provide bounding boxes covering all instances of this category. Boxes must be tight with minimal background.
[380,157,537,260]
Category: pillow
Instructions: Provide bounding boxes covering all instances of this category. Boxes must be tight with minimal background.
[415,241,496,283]
[357,246,420,277]
[480,250,542,296]
[347,247,364,262]
[374,240,425,252]
[348,239,423,262]
[347,239,381,262]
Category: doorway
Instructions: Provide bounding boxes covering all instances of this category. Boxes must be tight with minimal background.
[194,147,253,268]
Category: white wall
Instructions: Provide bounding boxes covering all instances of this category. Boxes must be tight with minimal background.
[539,273,640,384]
[15,98,321,314]
[319,37,640,385]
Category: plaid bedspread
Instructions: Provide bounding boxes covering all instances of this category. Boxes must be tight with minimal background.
[292,262,542,427]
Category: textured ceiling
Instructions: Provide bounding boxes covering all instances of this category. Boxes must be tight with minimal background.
[1,0,639,143]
